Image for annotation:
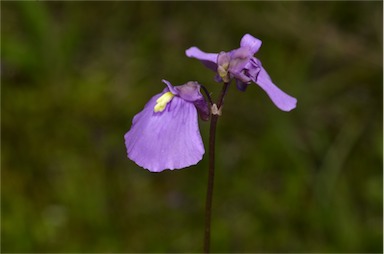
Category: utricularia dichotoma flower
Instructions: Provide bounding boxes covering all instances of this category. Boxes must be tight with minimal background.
[124,80,209,172]
[186,34,297,111]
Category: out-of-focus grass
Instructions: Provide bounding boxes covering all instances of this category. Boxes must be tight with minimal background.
[1,2,382,253]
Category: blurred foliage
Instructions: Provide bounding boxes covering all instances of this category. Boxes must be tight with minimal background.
[1,1,382,253]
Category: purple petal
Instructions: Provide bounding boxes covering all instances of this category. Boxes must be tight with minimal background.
[236,79,249,92]
[214,73,223,83]
[175,81,204,102]
[255,64,297,112]
[185,47,218,71]
[162,79,179,95]
[226,48,253,83]
[124,94,204,172]
[240,34,262,55]
[193,98,210,121]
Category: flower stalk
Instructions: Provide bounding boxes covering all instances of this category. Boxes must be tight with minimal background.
[204,82,230,253]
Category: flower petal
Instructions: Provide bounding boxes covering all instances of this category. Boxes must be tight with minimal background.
[240,34,262,55]
[236,79,249,92]
[162,79,179,95]
[175,81,210,121]
[193,98,210,121]
[175,81,204,102]
[254,64,297,112]
[185,47,218,71]
[124,94,204,172]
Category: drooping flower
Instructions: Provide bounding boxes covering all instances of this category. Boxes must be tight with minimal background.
[124,80,209,172]
[185,34,297,112]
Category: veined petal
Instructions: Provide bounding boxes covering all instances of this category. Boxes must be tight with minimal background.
[124,94,204,172]
[185,47,218,71]
[240,34,262,55]
[255,63,297,112]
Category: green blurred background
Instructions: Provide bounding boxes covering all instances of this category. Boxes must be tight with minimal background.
[2,1,382,253]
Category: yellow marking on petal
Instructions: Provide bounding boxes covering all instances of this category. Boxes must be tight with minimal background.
[217,66,228,78]
[154,92,175,112]
[218,65,230,83]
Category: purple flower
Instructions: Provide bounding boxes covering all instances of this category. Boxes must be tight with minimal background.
[124,80,208,172]
[186,34,297,112]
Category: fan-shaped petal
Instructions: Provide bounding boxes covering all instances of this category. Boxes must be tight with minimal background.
[124,94,204,172]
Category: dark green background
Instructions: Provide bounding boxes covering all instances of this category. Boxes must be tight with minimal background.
[2,1,382,253]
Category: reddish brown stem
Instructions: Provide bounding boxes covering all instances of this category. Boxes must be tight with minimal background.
[203,82,230,253]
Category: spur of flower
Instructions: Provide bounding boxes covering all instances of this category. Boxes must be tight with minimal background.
[124,80,209,172]
[186,34,297,111]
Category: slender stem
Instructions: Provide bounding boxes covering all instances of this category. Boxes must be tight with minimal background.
[204,114,218,253]
[204,82,230,253]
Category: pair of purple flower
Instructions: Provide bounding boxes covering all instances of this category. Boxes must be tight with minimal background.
[125,34,297,172]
